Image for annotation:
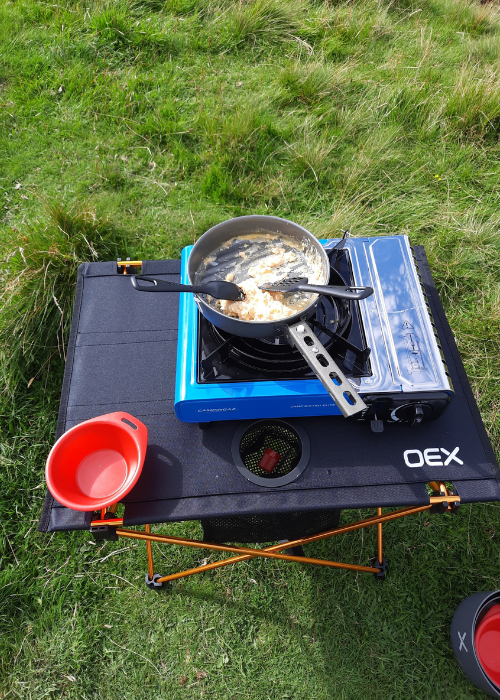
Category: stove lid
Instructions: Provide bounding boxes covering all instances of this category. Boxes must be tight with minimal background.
[332,235,453,395]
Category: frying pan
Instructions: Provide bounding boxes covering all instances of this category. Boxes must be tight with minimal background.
[134,215,372,417]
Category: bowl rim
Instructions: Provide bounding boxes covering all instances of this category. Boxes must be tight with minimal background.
[45,412,147,511]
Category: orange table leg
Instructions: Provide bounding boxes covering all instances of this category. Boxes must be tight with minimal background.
[144,524,154,580]
[88,486,460,587]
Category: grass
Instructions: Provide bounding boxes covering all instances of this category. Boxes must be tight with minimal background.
[1,0,500,697]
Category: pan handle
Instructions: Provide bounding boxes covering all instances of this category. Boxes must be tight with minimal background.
[284,321,367,418]
[131,275,195,293]
[298,284,373,301]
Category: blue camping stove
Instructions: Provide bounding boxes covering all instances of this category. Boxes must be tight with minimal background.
[175,236,453,427]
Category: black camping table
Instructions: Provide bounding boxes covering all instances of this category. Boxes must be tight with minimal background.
[38,248,500,587]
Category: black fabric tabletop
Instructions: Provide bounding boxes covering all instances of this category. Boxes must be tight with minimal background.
[39,248,500,532]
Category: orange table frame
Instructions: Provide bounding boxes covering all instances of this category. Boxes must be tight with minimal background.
[90,482,460,588]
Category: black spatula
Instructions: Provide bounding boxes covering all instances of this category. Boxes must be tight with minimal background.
[259,277,373,301]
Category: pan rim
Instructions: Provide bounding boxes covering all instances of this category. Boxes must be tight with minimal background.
[187,215,330,327]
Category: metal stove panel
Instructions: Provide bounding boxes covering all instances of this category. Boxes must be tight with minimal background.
[324,239,390,395]
[370,237,438,388]
[324,237,453,395]
[368,237,451,393]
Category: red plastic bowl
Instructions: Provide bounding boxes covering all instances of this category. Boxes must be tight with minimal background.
[45,412,148,511]
[475,604,500,688]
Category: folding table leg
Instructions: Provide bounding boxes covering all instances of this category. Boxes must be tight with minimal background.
[375,507,388,580]
[144,524,163,590]
[89,489,459,587]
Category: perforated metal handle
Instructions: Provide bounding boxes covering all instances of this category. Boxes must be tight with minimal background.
[284,321,367,418]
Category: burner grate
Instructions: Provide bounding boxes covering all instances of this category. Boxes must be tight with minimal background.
[205,295,350,374]
[198,248,371,383]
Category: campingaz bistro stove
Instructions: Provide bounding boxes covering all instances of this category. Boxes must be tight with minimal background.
[175,235,453,430]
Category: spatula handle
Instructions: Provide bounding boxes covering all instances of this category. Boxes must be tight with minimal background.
[131,276,198,293]
[297,284,373,300]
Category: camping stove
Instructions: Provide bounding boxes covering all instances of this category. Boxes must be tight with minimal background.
[175,235,453,429]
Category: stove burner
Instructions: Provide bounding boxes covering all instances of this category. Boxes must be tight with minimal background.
[198,249,372,383]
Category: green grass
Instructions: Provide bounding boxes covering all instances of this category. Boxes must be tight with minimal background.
[1,0,500,697]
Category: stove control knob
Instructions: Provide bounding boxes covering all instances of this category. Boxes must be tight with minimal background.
[297,325,305,333]
[411,405,426,426]
[392,403,432,426]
